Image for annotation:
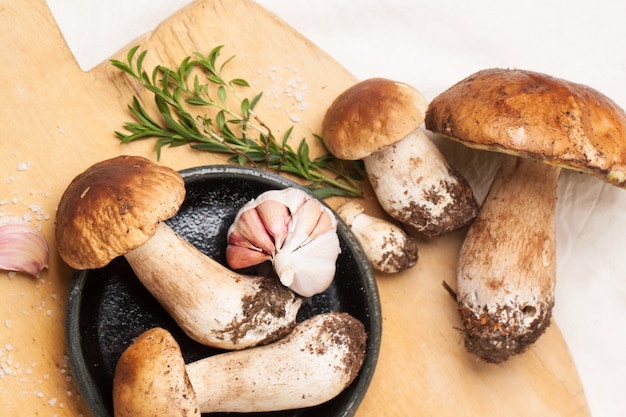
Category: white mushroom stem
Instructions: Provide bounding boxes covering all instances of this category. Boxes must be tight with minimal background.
[113,312,367,415]
[456,155,559,363]
[364,128,477,237]
[336,201,417,273]
[124,222,302,350]
[187,312,366,413]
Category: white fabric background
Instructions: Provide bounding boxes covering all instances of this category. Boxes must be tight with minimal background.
[46,1,626,416]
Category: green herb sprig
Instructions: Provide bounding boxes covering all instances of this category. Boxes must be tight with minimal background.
[110,45,364,199]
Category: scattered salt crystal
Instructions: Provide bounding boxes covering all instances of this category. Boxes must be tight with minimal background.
[16,162,31,171]
[4,320,11,328]
[48,397,57,407]
[36,392,44,398]
[289,114,302,123]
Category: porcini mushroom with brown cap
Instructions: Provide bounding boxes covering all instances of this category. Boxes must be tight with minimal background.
[112,312,367,416]
[425,68,626,363]
[336,201,418,273]
[55,155,301,350]
[322,77,478,237]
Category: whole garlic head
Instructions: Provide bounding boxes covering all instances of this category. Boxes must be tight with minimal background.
[226,187,340,297]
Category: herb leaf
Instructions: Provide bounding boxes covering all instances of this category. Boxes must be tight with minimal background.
[111,45,364,199]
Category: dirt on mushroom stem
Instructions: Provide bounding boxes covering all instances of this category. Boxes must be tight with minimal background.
[222,277,298,345]
[401,167,478,238]
[459,300,553,364]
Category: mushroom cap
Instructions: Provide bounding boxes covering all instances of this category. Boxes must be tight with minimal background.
[322,78,429,160]
[113,327,200,417]
[55,155,185,270]
[425,68,626,188]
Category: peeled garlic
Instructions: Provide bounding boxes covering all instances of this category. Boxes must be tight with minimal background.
[226,188,340,297]
[0,223,49,278]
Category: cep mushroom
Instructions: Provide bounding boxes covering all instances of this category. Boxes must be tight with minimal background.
[112,312,367,415]
[322,78,478,237]
[55,155,301,350]
[425,68,626,363]
[336,201,418,273]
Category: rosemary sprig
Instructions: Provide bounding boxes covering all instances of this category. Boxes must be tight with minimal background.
[110,45,364,199]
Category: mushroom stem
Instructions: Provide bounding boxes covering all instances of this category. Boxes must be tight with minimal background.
[456,155,559,363]
[125,222,302,350]
[363,128,477,237]
[113,312,367,415]
[336,201,418,273]
[187,312,367,413]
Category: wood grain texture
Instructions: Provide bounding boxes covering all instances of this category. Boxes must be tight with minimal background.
[0,0,590,416]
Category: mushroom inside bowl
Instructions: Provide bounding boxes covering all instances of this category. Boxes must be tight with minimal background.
[64,164,381,417]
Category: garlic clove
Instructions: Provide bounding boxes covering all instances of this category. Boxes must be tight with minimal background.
[0,223,50,278]
[226,187,341,297]
[224,244,272,270]
[229,205,277,255]
[254,199,291,249]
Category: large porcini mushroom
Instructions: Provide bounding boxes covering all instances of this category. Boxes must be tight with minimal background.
[336,201,418,273]
[55,155,301,350]
[113,312,367,415]
[425,68,626,363]
[322,77,478,237]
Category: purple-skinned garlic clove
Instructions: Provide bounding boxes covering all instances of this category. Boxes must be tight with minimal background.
[0,223,49,278]
[226,188,340,297]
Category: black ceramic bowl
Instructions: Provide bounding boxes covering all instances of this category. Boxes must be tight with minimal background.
[65,165,381,417]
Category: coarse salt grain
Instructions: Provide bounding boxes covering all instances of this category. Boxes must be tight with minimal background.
[16,162,31,171]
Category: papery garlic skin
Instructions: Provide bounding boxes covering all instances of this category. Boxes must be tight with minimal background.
[0,223,49,278]
[226,188,340,297]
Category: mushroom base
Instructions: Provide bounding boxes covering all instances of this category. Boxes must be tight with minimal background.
[458,299,554,364]
[364,129,478,238]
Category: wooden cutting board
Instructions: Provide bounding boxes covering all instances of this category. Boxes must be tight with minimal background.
[0,0,590,416]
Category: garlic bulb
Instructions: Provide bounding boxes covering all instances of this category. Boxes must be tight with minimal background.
[0,223,49,278]
[226,188,340,297]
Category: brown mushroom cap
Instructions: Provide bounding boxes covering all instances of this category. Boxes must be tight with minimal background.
[322,78,429,160]
[113,327,200,417]
[55,155,185,270]
[425,68,626,188]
